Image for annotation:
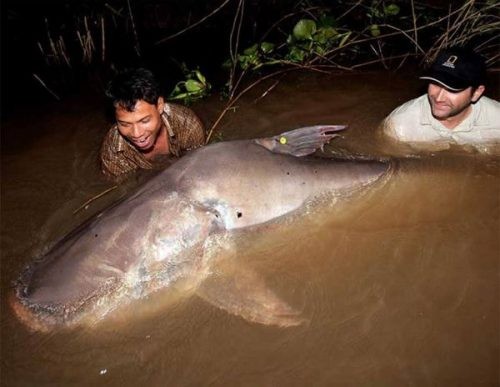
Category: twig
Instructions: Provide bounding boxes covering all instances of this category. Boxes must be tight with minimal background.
[104,3,124,18]
[32,73,60,100]
[44,18,59,66]
[229,0,242,63]
[318,0,475,63]
[101,15,106,62]
[377,40,388,70]
[350,53,419,70]
[410,0,418,54]
[58,36,71,67]
[228,0,245,98]
[37,41,49,65]
[73,185,118,215]
[430,1,475,56]
[155,0,232,45]
[338,0,362,21]
[76,25,91,63]
[84,16,95,63]
[126,0,141,56]
[206,68,297,143]
[475,35,500,51]
[252,77,281,104]
[485,53,500,66]
[395,53,410,71]
[379,23,426,54]
[260,6,321,41]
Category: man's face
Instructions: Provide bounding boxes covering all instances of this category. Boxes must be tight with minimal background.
[115,98,164,152]
[427,83,484,122]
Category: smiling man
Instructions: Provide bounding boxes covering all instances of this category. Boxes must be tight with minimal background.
[100,68,205,180]
[382,47,500,151]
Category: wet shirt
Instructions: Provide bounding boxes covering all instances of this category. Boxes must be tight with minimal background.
[382,95,500,150]
[100,102,205,179]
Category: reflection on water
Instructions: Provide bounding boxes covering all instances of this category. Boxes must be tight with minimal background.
[1,72,499,386]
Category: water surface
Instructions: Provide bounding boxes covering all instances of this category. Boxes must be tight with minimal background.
[1,71,498,386]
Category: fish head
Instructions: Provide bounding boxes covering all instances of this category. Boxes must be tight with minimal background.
[10,192,222,331]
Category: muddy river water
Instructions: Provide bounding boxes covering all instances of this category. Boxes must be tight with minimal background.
[1,71,498,386]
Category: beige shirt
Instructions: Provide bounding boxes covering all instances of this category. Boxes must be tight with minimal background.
[383,95,500,150]
[100,102,205,180]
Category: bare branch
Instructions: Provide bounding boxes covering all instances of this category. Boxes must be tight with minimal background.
[155,0,232,45]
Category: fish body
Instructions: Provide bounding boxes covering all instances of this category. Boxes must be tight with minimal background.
[11,126,391,330]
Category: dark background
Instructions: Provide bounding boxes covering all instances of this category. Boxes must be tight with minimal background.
[1,0,302,118]
[1,0,498,120]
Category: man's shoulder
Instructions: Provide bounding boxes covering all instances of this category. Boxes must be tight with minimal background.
[162,102,203,132]
[473,96,500,132]
[101,125,123,151]
[383,95,430,141]
[479,95,500,106]
[162,102,206,152]
[477,96,500,116]
[387,95,426,122]
[163,102,197,118]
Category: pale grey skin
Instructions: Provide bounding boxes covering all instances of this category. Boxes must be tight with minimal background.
[11,126,391,331]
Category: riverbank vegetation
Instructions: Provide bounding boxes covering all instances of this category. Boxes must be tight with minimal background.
[4,0,498,131]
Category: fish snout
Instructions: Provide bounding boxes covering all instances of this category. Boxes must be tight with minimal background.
[8,290,52,333]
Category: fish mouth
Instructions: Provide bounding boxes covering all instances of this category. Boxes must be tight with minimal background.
[9,273,72,332]
[8,268,52,332]
[9,290,54,333]
[9,271,124,332]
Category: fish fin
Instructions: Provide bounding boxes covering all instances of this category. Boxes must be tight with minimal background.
[196,260,306,327]
[254,125,347,157]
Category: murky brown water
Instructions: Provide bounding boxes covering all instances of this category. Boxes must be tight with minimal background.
[1,71,499,386]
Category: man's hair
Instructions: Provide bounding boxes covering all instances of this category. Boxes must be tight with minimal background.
[105,68,161,111]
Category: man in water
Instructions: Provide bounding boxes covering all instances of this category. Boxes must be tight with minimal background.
[100,68,205,180]
[382,47,500,151]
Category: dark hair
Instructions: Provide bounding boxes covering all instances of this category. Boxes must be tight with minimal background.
[105,68,161,111]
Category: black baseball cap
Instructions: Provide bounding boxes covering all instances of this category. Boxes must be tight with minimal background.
[419,47,486,91]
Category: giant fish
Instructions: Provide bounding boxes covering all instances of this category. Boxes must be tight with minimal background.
[10,126,391,331]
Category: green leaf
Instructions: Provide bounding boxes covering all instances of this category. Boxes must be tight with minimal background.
[314,27,338,44]
[370,24,381,37]
[185,79,203,92]
[384,4,400,16]
[243,44,258,56]
[293,19,317,40]
[339,32,351,47]
[313,45,325,56]
[260,41,275,54]
[287,46,306,62]
[169,92,189,100]
[171,84,182,94]
[194,70,206,85]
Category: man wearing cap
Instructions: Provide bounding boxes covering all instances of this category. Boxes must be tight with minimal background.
[382,47,500,151]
